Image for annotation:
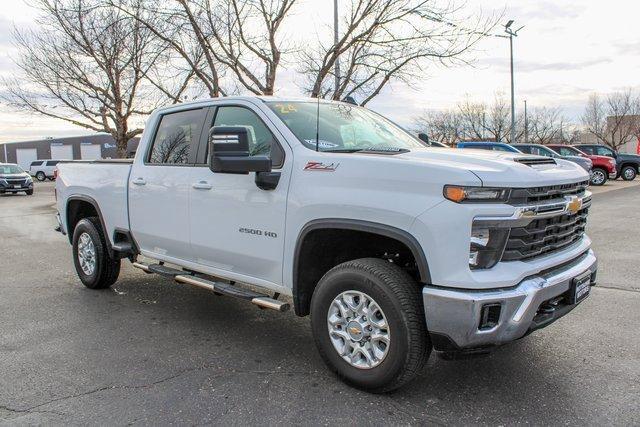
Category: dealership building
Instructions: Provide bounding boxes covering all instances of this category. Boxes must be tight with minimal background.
[0,134,139,170]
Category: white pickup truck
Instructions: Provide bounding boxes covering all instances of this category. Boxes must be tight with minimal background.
[56,97,597,392]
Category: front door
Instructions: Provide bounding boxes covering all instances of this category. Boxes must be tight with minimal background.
[188,102,290,288]
[129,107,207,262]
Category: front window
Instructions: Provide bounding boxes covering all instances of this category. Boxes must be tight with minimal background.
[595,146,615,157]
[266,101,425,152]
[0,165,24,174]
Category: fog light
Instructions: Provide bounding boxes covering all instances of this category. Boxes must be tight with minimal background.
[479,303,502,330]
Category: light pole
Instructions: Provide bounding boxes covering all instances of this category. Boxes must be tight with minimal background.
[524,100,528,143]
[334,0,340,97]
[504,20,523,144]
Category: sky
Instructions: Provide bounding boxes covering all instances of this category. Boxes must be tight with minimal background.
[0,0,639,142]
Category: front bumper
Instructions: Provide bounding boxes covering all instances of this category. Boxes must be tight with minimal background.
[423,249,597,351]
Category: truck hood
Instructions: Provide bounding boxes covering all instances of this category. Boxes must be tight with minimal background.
[393,147,589,187]
[0,173,30,179]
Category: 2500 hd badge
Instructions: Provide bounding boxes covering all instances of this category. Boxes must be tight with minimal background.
[239,227,277,238]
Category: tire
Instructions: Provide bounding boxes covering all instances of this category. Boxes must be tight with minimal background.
[25,189,33,195]
[35,171,46,181]
[621,165,637,181]
[590,168,607,186]
[310,258,430,393]
[72,217,120,289]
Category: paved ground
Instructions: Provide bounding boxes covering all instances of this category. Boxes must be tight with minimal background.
[1,181,639,425]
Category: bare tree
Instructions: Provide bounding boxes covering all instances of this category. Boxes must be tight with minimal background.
[582,90,640,150]
[301,0,498,105]
[414,110,464,146]
[528,107,562,144]
[117,0,297,97]
[1,0,176,156]
[456,93,518,142]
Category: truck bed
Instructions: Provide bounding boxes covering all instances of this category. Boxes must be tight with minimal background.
[56,161,133,244]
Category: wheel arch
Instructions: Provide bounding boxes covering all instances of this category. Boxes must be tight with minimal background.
[65,195,111,253]
[292,218,431,317]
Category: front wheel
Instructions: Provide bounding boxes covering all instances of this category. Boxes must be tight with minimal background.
[621,165,637,181]
[25,189,33,195]
[72,217,120,289]
[590,168,607,186]
[310,258,430,393]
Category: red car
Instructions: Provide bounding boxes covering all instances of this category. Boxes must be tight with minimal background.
[547,144,617,186]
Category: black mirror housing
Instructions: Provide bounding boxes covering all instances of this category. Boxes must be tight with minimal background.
[209,126,271,174]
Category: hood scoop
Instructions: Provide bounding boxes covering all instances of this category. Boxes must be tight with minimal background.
[514,157,557,167]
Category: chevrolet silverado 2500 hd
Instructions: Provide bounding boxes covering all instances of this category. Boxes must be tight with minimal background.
[56,97,597,392]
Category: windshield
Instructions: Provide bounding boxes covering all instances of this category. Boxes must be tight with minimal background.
[266,101,425,152]
[0,165,24,174]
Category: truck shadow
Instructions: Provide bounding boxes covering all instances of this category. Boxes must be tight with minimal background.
[64,270,583,424]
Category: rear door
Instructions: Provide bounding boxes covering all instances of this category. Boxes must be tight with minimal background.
[188,101,290,288]
[129,107,207,262]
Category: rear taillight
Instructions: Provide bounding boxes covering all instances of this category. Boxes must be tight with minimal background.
[53,168,58,179]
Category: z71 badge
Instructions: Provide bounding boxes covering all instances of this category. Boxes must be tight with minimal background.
[304,161,340,172]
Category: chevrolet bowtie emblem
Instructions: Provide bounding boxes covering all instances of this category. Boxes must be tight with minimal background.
[567,196,582,214]
[349,327,361,334]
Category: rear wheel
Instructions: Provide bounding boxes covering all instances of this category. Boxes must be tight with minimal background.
[621,165,637,181]
[35,171,46,181]
[310,258,430,393]
[590,167,607,186]
[72,217,120,289]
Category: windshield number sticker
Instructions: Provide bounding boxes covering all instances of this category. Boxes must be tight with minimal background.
[274,103,297,114]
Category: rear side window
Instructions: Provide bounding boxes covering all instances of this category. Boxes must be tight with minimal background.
[579,146,594,155]
[30,161,43,166]
[148,109,206,164]
[517,146,532,154]
[46,160,60,166]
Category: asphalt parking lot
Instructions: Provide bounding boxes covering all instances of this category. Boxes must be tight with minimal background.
[1,181,639,425]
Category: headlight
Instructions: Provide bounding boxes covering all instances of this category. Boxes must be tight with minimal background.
[469,225,510,269]
[609,159,616,166]
[0,178,7,186]
[444,185,510,203]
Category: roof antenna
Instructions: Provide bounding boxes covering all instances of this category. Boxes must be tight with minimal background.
[315,93,321,152]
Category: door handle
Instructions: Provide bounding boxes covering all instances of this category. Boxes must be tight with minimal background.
[132,177,146,186]
[192,180,213,190]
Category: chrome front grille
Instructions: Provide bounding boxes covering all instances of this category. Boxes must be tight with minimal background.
[502,205,589,261]
[507,180,589,205]
[4,178,26,185]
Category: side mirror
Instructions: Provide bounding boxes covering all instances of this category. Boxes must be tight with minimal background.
[209,126,271,174]
[418,133,429,144]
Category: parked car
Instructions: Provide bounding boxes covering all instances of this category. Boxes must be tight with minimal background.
[0,163,34,195]
[55,97,596,392]
[456,141,521,152]
[574,144,640,181]
[29,159,62,181]
[546,144,615,186]
[513,143,596,182]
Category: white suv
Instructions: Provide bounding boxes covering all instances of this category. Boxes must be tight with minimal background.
[29,159,62,181]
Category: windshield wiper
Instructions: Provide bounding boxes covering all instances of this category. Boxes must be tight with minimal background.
[323,147,409,154]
